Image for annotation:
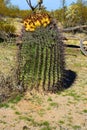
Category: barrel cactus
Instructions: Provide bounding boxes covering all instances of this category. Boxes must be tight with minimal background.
[19,12,65,92]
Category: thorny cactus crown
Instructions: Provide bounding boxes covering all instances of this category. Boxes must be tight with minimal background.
[19,2,65,92]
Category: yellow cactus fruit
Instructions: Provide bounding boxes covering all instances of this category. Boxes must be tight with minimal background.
[29,28,35,31]
[25,26,35,31]
[46,18,50,24]
[43,23,47,27]
[34,20,41,27]
[27,19,31,23]
[41,18,46,24]
[30,23,35,27]
[25,24,30,31]
[24,21,27,25]
[25,27,29,31]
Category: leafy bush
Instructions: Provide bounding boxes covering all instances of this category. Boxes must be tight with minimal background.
[0,22,16,34]
[65,3,87,27]
[0,20,16,41]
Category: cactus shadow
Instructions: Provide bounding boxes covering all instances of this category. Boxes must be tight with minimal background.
[63,69,77,89]
[65,44,80,48]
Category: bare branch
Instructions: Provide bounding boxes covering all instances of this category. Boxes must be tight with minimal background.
[26,0,34,10]
[38,0,43,10]
[26,0,43,11]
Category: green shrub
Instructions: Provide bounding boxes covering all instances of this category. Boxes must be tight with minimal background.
[0,22,16,34]
[0,20,16,41]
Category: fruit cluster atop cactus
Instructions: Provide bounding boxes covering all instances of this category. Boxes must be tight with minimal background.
[23,12,51,31]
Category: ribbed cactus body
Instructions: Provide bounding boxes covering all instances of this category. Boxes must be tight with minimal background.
[20,20,65,92]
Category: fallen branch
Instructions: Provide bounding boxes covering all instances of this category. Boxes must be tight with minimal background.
[62,25,87,33]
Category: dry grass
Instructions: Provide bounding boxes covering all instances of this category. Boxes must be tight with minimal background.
[0,44,17,76]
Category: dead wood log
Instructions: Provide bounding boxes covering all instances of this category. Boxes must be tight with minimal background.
[62,25,87,33]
